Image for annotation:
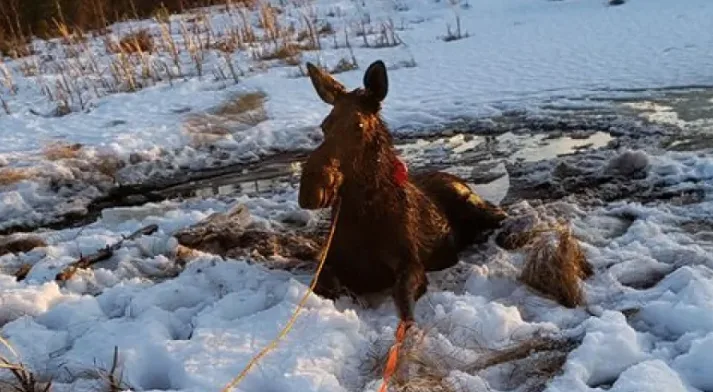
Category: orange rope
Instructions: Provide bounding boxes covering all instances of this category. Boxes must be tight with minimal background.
[378,321,409,392]
[220,200,341,392]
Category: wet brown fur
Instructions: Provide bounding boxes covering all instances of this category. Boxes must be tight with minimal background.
[299,61,507,323]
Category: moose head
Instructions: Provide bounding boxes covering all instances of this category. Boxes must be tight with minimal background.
[298,60,404,210]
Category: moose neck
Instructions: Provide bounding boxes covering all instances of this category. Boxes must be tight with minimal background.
[338,118,405,216]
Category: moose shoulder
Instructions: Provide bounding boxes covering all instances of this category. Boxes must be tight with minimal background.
[298,60,507,331]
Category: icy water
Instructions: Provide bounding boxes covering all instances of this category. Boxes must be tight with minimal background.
[184,87,713,206]
[3,87,711,234]
[190,85,713,199]
[612,87,713,150]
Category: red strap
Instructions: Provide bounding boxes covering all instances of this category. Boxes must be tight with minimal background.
[393,157,408,186]
[378,321,410,392]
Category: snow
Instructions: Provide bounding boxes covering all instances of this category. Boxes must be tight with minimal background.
[2,149,713,391]
[1,0,712,228]
[2,0,713,158]
[560,311,651,388]
[1,0,713,391]
[607,360,689,392]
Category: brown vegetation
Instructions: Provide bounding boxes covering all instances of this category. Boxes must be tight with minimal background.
[13,264,33,281]
[361,330,577,392]
[113,29,154,54]
[0,37,32,58]
[42,142,83,161]
[298,61,507,328]
[520,224,593,308]
[466,336,578,391]
[0,0,250,44]
[0,337,52,392]
[0,168,36,187]
[258,42,302,63]
[330,57,358,74]
[214,91,266,117]
[1,0,341,112]
[183,91,268,145]
[0,235,47,257]
[101,346,132,392]
[55,224,158,282]
[174,204,323,264]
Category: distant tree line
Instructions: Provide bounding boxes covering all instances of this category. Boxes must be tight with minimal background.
[0,0,240,41]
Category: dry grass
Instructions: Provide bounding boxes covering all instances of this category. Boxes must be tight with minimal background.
[358,328,456,392]
[520,224,593,308]
[2,0,341,111]
[93,154,124,181]
[291,54,358,79]
[2,148,123,193]
[0,235,47,257]
[67,346,134,392]
[442,4,468,43]
[330,57,359,74]
[0,0,244,41]
[42,142,83,161]
[209,36,241,53]
[467,336,575,373]
[391,349,457,392]
[371,19,402,48]
[465,336,578,392]
[0,168,36,187]
[361,328,577,392]
[213,90,266,118]
[12,264,33,281]
[1,96,9,115]
[0,336,52,392]
[257,41,302,64]
[0,36,31,58]
[101,346,132,392]
[175,244,201,266]
[184,91,268,145]
[113,29,155,54]
[0,62,16,93]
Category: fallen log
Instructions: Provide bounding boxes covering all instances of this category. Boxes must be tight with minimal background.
[55,224,159,282]
[174,204,323,264]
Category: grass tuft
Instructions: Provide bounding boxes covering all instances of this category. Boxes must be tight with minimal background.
[0,168,36,187]
[330,57,358,74]
[520,223,593,308]
[0,235,46,257]
[113,29,154,54]
[360,326,578,392]
[42,142,83,161]
[0,36,31,58]
[184,91,268,146]
[466,336,578,391]
[260,43,300,60]
[0,336,52,392]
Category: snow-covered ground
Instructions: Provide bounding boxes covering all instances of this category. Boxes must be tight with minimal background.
[2,0,713,228]
[2,0,712,157]
[2,148,713,392]
[2,0,713,391]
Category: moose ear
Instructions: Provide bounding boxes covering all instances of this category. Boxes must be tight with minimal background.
[363,60,388,102]
[306,62,346,105]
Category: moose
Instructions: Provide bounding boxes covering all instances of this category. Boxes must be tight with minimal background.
[299,60,507,334]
